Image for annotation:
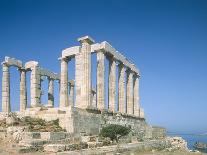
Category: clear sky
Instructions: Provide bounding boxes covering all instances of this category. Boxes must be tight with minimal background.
[0,0,207,134]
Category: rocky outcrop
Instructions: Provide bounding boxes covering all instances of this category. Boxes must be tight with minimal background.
[166,136,189,152]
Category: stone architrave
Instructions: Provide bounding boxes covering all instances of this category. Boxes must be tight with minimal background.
[126,69,133,114]
[1,62,10,113]
[19,68,27,111]
[30,65,41,107]
[118,63,126,113]
[133,74,140,116]
[108,56,116,112]
[48,77,54,107]
[59,58,68,107]
[96,50,105,110]
[78,36,94,109]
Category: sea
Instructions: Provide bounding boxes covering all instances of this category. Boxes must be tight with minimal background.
[168,133,207,153]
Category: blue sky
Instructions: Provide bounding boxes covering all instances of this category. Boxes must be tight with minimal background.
[0,0,207,133]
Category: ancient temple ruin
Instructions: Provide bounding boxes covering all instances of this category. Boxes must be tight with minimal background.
[1,36,148,136]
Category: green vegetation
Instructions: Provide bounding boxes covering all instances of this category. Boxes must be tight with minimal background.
[100,124,130,142]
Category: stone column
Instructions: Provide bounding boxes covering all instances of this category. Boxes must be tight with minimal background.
[126,69,133,114]
[97,50,105,110]
[1,62,10,113]
[108,56,116,112]
[133,74,140,116]
[19,68,27,112]
[69,81,74,106]
[60,58,68,108]
[48,77,54,107]
[78,36,94,109]
[30,65,41,107]
[118,63,126,113]
[75,53,82,107]
[91,89,97,108]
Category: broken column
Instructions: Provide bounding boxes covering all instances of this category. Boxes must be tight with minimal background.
[108,56,116,112]
[1,62,10,113]
[126,69,133,114]
[118,63,126,113]
[78,36,94,109]
[60,57,68,107]
[96,50,105,110]
[133,74,140,116]
[19,68,27,111]
[48,77,54,107]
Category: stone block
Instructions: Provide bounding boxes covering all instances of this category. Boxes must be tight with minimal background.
[62,46,81,58]
[44,144,66,152]
[40,132,66,141]
[25,61,39,69]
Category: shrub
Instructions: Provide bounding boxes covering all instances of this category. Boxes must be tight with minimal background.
[100,124,130,143]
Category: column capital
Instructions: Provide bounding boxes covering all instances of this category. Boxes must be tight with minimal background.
[1,61,9,67]
[58,57,70,62]
[78,36,95,45]
[18,67,26,72]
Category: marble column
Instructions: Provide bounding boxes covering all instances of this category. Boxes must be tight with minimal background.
[69,82,74,106]
[133,74,140,116]
[78,36,94,109]
[30,65,41,107]
[75,53,82,107]
[2,62,10,113]
[108,56,116,112]
[97,50,105,110]
[60,58,68,107]
[91,89,97,108]
[118,63,126,113]
[126,69,133,114]
[19,68,27,112]
[48,77,54,107]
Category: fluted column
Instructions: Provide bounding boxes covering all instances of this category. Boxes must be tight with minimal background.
[69,82,74,106]
[108,56,116,112]
[126,69,133,114]
[30,65,41,107]
[78,36,94,109]
[97,50,105,110]
[19,68,27,111]
[60,58,68,107]
[91,89,97,108]
[133,74,140,116]
[118,63,126,113]
[2,62,10,113]
[48,77,54,107]
[75,53,82,107]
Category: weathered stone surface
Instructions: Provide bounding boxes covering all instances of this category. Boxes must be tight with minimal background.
[60,58,68,107]
[96,50,105,110]
[44,144,66,152]
[19,68,27,112]
[4,56,23,68]
[118,63,126,113]
[108,56,116,112]
[78,36,93,109]
[2,63,10,113]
